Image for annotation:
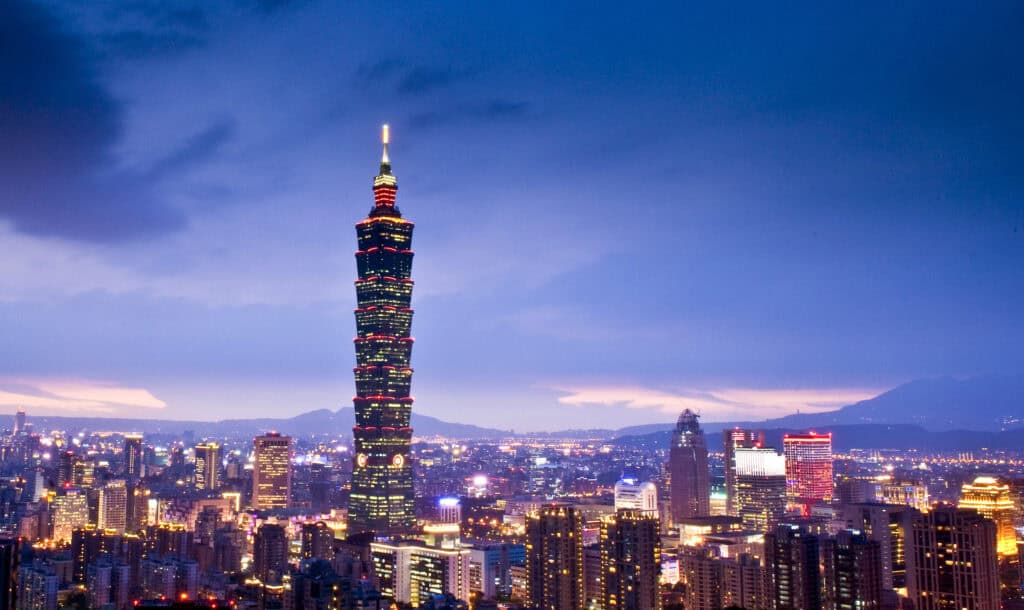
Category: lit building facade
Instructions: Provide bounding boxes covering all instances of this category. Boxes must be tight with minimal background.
[875,476,929,512]
[98,480,128,534]
[252,432,292,510]
[669,409,711,522]
[371,541,471,607]
[907,504,999,610]
[733,447,787,532]
[822,530,883,610]
[525,504,585,610]
[349,125,417,536]
[783,432,833,512]
[614,478,659,517]
[123,434,143,480]
[51,489,90,543]
[723,428,765,517]
[958,475,1017,556]
[765,524,822,610]
[194,442,221,491]
[600,511,662,610]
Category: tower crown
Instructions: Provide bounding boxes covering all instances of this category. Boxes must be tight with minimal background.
[371,124,399,215]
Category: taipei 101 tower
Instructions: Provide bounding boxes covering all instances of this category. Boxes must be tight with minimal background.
[348,125,416,536]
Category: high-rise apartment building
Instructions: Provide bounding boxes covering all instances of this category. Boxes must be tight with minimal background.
[371,540,471,607]
[783,432,833,513]
[733,447,787,532]
[721,554,771,610]
[679,548,723,610]
[525,504,584,610]
[724,429,765,516]
[907,504,999,610]
[253,523,288,584]
[123,434,143,480]
[822,530,883,610]
[958,475,1016,556]
[194,442,221,491]
[300,521,335,561]
[669,409,710,522]
[252,432,292,510]
[600,511,662,610]
[614,478,659,517]
[0,538,18,610]
[840,503,917,591]
[765,524,822,610]
[349,125,417,536]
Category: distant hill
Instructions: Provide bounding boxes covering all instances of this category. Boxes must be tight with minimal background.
[10,376,1023,442]
[613,423,1024,453]
[18,407,513,440]
[761,376,1024,432]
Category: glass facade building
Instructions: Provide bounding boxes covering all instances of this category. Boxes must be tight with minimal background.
[349,126,417,536]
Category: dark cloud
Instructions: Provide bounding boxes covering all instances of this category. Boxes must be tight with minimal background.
[0,0,188,242]
[356,59,471,97]
[408,99,531,129]
[147,119,236,180]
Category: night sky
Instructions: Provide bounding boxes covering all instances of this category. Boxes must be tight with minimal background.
[1,1,1022,430]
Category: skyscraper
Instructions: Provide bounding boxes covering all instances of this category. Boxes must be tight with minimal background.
[723,428,765,516]
[525,504,585,610]
[840,503,917,591]
[600,511,662,610]
[669,409,710,522]
[765,524,822,610]
[783,432,833,513]
[13,409,25,436]
[194,442,221,491]
[252,432,292,510]
[958,475,1016,556]
[733,447,787,532]
[349,125,417,536]
[123,434,143,480]
[822,530,883,610]
[907,504,999,610]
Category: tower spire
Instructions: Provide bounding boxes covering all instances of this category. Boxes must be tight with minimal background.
[380,124,391,172]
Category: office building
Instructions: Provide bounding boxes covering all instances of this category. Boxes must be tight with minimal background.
[98,480,128,534]
[371,540,471,607]
[614,477,659,517]
[51,488,90,543]
[349,125,417,536]
[783,432,833,512]
[252,432,292,510]
[437,497,461,524]
[123,434,144,480]
[958,475,1017,556]
[907,504,999,610]
[724,428,765,516]
[669,409,710,522]
[601,511,661,610]
[733,447,787,532]
[822,530,883,610]
[525,504,585,610]
[765,524,822,610]
[875,476,930,512]
[194,442,221,491]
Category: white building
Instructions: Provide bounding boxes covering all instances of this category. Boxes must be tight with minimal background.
[614,478,659,517]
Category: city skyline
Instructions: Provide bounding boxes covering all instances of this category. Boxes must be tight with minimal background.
[2,1,1023,430]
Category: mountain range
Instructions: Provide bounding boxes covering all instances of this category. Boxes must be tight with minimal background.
[9,376,1023,447]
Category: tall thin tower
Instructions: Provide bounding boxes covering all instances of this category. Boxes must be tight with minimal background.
[349,125,416,536]
[669,409,710,522]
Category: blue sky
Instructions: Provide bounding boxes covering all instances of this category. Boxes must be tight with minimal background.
[1,1,1021,430]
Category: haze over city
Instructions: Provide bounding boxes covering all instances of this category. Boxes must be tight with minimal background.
[2,1,1022,430]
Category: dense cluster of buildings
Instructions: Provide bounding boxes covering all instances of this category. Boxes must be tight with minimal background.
[1,130,1021,610]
